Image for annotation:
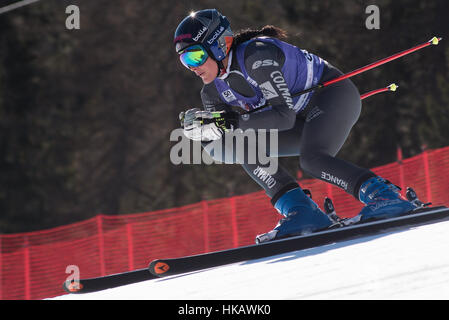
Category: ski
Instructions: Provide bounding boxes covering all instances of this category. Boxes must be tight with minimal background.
[62,267,157,294]
[148,206,449,278]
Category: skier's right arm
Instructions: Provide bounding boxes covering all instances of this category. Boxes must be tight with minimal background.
[200,84,231,113]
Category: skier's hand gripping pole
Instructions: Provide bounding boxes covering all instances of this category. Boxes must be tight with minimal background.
[180,108,238,141]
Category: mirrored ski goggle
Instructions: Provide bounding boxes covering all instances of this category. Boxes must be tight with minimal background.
[179,45,209,69]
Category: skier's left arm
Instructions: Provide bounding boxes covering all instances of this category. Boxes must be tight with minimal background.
[237,41,297,131]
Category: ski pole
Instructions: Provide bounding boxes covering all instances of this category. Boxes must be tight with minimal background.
[323,36,441,87]
[360,83,398,100]
[247,36,442,114]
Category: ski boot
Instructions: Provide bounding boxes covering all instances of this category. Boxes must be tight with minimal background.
[255,187,333,243]
[357,176,417,221]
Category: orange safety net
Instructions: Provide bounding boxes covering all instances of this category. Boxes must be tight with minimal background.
[1,146,449,300]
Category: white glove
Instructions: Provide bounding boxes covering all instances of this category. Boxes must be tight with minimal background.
[182,108,224,141]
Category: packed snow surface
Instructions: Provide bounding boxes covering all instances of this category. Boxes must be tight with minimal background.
[54,219,449,300]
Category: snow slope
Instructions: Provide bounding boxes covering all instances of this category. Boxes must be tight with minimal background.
[54,219,449,300]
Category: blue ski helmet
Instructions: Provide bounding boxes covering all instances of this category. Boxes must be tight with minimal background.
[174,9,233,62]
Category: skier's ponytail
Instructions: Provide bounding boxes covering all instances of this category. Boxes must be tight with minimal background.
[231,25,288,49]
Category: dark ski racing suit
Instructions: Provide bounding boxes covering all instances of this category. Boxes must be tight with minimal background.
[201,37,376,205]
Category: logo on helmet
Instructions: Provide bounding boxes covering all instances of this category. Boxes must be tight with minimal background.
[192,26,207,42]
[207,26,225,45]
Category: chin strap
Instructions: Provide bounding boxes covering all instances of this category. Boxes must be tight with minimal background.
[216,60,226,77]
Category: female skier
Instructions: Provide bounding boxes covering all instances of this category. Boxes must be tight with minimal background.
[174,9,417,243]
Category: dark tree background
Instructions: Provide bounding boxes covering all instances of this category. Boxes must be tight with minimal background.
[0,0,448,233]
